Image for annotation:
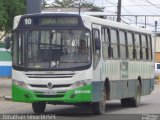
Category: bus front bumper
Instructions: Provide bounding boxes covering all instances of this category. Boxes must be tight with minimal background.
[12,84,92,104]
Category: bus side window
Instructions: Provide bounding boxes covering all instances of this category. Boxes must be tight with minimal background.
[141,34,147,60]
[110,29,119,59]
[102,28,111,59]
[134,33,141,60]
[92,29,100,55]
[148,35,152,61]
[133,48,136,59]
[119,30,127,59]
[127,32,134,60]
[92,28,101,69]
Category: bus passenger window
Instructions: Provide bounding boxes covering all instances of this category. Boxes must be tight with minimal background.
[102,28,110,59]
[119,31,127,59]
[141,34,147,60]
[134,34,140,60]
[110,29,118,59]
[148,35,152,61]
[127,32,134,60]
[93,29,100,55]
[92,28,101,69]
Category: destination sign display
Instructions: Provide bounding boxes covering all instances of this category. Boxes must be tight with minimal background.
[21,16,80,26]
[39,17,79,26]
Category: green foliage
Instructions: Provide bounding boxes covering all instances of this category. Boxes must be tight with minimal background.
[0,1,7,31]
[52,0,102,9]
[0,0,26,35]
[53,0,77,8]
[42,0,47,9]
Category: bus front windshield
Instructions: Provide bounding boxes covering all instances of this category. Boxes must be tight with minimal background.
[13,29,91,70]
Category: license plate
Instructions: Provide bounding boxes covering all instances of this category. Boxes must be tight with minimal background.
[43,90,57,95]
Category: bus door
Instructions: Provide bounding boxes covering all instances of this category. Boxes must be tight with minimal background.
[92,24,102,81]
[92,24,105,102]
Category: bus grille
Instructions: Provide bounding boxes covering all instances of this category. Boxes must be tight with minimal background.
[25,73,75,78]
[30,84,71,88]
[36,95,64,98]
[34,91,66,98]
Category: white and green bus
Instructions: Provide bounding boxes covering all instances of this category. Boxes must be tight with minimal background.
[6,13,154,114]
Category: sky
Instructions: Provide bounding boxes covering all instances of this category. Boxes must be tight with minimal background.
[45,0,160,15]
[45,0,160,31]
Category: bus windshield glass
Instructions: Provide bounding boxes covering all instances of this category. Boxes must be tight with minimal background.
[13,29,91,70]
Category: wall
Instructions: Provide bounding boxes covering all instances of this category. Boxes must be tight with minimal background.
[156,36,160,52]
[155,52,160,63]
[155,36,160,63]
[0,42,12,77]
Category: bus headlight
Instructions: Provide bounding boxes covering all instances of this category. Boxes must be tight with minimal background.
[71,79,91,89]
[12,79,28,88]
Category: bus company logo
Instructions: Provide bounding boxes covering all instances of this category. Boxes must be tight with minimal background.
[47,82,53,89]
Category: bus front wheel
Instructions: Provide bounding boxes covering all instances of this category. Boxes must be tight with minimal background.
[32,102,46,114]
[92,89,106,115]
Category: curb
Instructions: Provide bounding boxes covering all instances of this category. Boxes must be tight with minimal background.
[155,82,160,84]
[155,80,160,84]
[0,96,12,101]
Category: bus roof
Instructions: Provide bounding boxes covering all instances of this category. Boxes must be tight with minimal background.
[15,12,152,34]
[80,14,152,34]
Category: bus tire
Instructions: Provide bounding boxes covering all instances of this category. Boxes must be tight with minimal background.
[32,102,46,114]
[130,81,141,107]
[121,98,129,107]
[92,89,106,115]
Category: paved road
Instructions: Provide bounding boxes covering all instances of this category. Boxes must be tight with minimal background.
[0,84,160,120]
[0,78,11,97]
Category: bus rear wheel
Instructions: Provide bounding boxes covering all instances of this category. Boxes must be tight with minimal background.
[121,81,141,107]
[32,102,46,114]
[121,98,130,107]
[92,89,106,115]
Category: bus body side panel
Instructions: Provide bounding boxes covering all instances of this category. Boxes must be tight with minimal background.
[109,80,137,100]
[141,79,154,95]
[109,79,154,100]
[103,60,154,100]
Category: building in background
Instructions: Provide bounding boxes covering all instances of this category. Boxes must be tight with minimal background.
[155,34,160,63]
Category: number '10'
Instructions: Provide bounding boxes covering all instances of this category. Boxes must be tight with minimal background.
[24,18,32,25]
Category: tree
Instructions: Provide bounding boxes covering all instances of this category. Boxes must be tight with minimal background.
[52,0,103,10]
[0,1,7,33]
[80,0,104,11]
[53,0,76,8]
[0,0,26,40]
[42,0,47,9]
